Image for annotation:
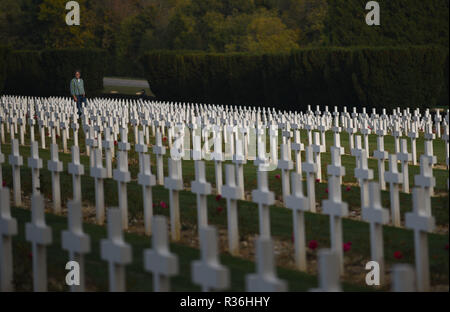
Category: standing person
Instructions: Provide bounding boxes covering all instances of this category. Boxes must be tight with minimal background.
[70,70,87,116]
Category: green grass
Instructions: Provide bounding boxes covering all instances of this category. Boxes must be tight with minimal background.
[1,125,449,290]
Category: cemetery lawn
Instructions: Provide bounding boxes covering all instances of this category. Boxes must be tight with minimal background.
[1,128,449,290]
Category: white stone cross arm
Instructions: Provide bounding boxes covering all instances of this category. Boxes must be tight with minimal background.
[62,200,90,255]
[192,226,229,292]
[246,237,287,292]
[61,200,90,291]
[309,249,342,292]
[362,182,390,224]
[252,170,275,238]
[26,194,52,244]
[143,215,179,292]
[191,161,212,195]
[405,188,435,292]
[25,193,52,292]
[100,208,132,292]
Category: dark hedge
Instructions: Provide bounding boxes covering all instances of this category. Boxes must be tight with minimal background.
[141,47,449,111]
[3,48,106,97]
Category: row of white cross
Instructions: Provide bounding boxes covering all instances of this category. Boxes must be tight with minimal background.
[0,186,428,292]
[0,95,447,292]
[0,138,439,292]
[1,96,449,168]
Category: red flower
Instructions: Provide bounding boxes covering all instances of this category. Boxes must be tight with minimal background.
[394,251,403,259]
[343,242,352,252]
[308,240,318,250]
[160,201,167,209]
[275,174,281,180]
[114,140,118,146]
[325,188,329,194]
[163,137,167,142]
[346,186,351,192]
[316,178,320,183]
[215,194,222,201]
[2,181,6,187]
[56,134,60,139]
[216,206,223,213]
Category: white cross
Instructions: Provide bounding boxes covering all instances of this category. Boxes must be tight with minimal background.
[71,121,79,147]
[322,176,348,275]
[405,188,435,292]
[113,141,131,230]
[391,264,415,292]
[68,145,84,203]
[354,152,374,208]
[351,135,364,178]
[153,130,166,185]
[291,128,304,175]
[327,146,345,184]
[252,170,275,238]
[62,200,90,292]
[285,172,309,271]
[246,237,287,292]
[408,123,419,165]
[423,123,437,169]
[8,139,23,206]
[102,127,114,178]
[361,182,390,284]
[0,188,17,291]
[164,158,183,241]
[384,154,403,227]
[47,143,63,214]
[269,125,278,170]
[25,193,52,292]
[212,126,224,194]
[278,143,293,200]
[311,132,325,181]
[27,141,43,194]
[91,148,107,225]
[233,133,247,200]
[135,130,148,172]
[28,117,36,143]
[414,155,435,214]
[397,139,412,193]
[360,120,371,158]
[392,122,402,154]
[309,249,341,292]
[143,215,178,291]
[192,226,229,292]
[373,129,388,190]
[85,126,97,168]
[138,153,156,235]
[191,161,212,234]
[331,117,344,156]
[346,118,357,151]
[60,121,69,153]
[221,164,242,256]
[100,208,132,292]
[302,146,317,213]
